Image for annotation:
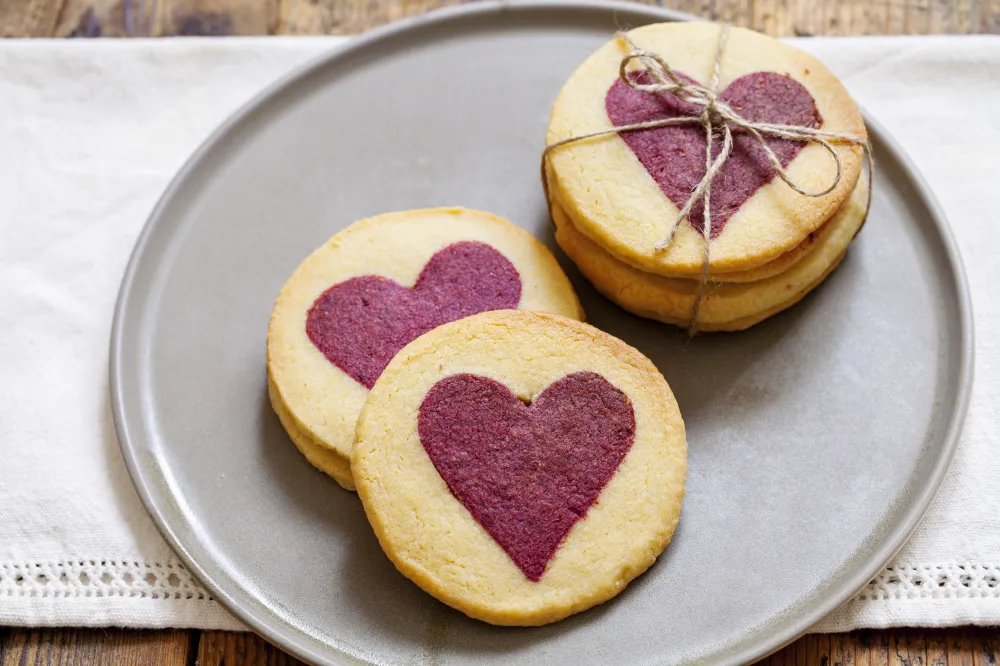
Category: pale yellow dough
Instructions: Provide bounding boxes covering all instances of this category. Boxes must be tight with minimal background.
[267,208,583,488]
[546,22,866,276]
[267,376,355,490]
[552,174,867,332]
[353,310,687,626]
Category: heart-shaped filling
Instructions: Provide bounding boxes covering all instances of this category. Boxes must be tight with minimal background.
[306,242,521,389]
[606,70,822,238]
[418,372,636,581]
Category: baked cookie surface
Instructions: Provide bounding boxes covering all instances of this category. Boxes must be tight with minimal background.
[552,174,867,331]
[353,310,686,625]
[546,22,866,276]
[267,208,584,482]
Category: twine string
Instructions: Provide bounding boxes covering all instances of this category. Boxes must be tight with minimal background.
[685,23,731,330]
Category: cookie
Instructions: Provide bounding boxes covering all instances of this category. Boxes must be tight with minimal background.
[267,376,355,490]
[267,208,584,490]
[353,310,686,625]
[553,173,867,331]
[545,22,866,276]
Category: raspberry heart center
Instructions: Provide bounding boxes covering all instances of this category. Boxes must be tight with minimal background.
[306,242,521,389]
[418,372,636,581]
[605,70,822,238]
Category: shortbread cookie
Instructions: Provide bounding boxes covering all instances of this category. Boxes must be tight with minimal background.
[267,376,354,490]
[552,174,867,331]
[546,22,866,276]
[267,208,583,489]
[353,310,686,625]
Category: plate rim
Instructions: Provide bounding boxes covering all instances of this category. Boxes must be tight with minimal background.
[109,3,975,665]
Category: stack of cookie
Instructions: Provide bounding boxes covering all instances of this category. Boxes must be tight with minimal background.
[267,208,584,490]
[544,22,868,331]
[267,210,688,625]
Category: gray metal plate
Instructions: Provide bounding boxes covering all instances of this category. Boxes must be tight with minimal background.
[110,3,973,665]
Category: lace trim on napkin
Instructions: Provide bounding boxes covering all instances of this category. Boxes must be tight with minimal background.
[4,560,999,602]
[859,564,1000,600]
[0,560,211,600]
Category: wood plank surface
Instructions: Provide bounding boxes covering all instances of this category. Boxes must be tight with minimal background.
[0,0,997,37]
[4,628,1000,665]
[196,631,304,665]
[0,628,192,666]
[193,628,1000,665]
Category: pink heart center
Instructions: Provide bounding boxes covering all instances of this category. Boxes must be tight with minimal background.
[306,242,521,389]
[605,70,822,237]
[418,372,636,581]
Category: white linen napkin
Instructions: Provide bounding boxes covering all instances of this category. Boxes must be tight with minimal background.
[0,34,997,632]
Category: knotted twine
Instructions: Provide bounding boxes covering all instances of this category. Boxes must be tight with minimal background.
[541,25,873,335]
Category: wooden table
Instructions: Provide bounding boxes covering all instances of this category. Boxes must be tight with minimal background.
[1,0,996,663]
[1,0,998,37]
[2,627,1000,665]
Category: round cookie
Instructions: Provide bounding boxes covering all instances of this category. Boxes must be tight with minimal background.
[552,174,867,331]
[267,376,354,490]
[267,208,584,490]
[545,22,866,276]
[353,310,687,626]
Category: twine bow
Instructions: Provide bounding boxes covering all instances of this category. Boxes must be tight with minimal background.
[542,25,873,334]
